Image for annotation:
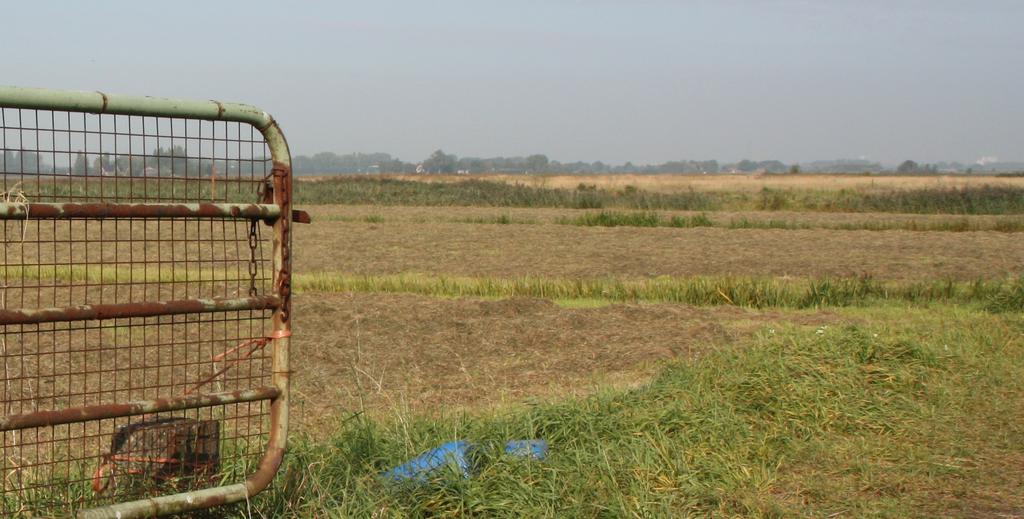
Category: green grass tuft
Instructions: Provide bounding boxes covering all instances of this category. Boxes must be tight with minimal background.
[985,278,1024,313]
[562,211,662,227]
[557,211,715,228]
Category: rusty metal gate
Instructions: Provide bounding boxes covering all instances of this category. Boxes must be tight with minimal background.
[0,86,298,517]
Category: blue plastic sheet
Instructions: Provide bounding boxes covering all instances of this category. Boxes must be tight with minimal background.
[381,440,473,482]
[382,439,547,483]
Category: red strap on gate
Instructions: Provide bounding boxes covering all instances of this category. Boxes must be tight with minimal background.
[186,330,291,395]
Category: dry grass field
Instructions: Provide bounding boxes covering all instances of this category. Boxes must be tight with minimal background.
[291,292,843,433]
[381,173,1024,194]
[295,216,1024,281]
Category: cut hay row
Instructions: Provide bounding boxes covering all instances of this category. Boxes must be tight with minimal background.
[294,272,1024,312]
[9,268,1022,311]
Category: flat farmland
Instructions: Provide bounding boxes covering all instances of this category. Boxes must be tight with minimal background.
[295,212,1024,281]
[3,174,1018,516]
[3,175,1008,515]
[245,176,1024,517]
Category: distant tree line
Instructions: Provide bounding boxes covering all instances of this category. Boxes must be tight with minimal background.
[290,150,1024,175]
[294,149,730,175]
[1,148,264,176]
[4,148,1022,176]
[293,152,407,175]
[896,160,940,174]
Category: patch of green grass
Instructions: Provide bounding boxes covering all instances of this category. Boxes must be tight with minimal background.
[552,298,616,309]
[12,266,1022,313]
[297,177,717,211]
[2,265,242,285]
[453,214,533,225]
[993,220,1024,232]
[560,211,662,227]
[5,437,265,516]
[830,185,1024,214]
[566,212,1024,232]
[294,272,1024,311]
[318,209,1024,233]
[243,308,1024,517]
[986,281,1024,313]
[668,213,714,228]
[295,177,1024,214]
[727,218,810,230]
[830,218,1024,232]
[557,211,714,228]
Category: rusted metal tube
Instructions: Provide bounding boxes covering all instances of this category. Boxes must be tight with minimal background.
[0,202,281,221]
[0,386,279,432]
[244,156,295,497]
[0,295,280,325]
[77,483,251,519]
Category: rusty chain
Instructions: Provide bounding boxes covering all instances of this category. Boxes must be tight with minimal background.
[247,219,259,297]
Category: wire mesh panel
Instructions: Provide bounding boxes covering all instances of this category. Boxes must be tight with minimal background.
[0,88,293,517]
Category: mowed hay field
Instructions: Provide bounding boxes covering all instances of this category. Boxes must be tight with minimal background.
[249,175,1024,518]
[295,214,1024,281]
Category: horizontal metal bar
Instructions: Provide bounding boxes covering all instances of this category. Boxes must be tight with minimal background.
[0,386,279,431]
[0,202,281,220]
[78,482,250,519]
[0,295,280,325]
[0,85,274,130]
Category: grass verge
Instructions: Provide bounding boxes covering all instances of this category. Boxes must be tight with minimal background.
[242,308,1024,517]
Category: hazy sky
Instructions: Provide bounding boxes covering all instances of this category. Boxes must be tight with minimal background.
[3,1,1022,165]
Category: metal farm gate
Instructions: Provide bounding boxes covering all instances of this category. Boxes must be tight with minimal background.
[0,86,298,517]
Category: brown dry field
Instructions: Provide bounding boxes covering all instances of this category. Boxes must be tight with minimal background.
[290,292,843,434]
[375,173,1024,193]
[295,211,1024,281]
[285,203,1018,433]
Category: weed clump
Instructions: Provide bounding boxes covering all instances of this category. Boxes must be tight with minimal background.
[559,211,715,228]
[985,278,1024,313]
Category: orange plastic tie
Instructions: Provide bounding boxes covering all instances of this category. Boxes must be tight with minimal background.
[91,462,113,494]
